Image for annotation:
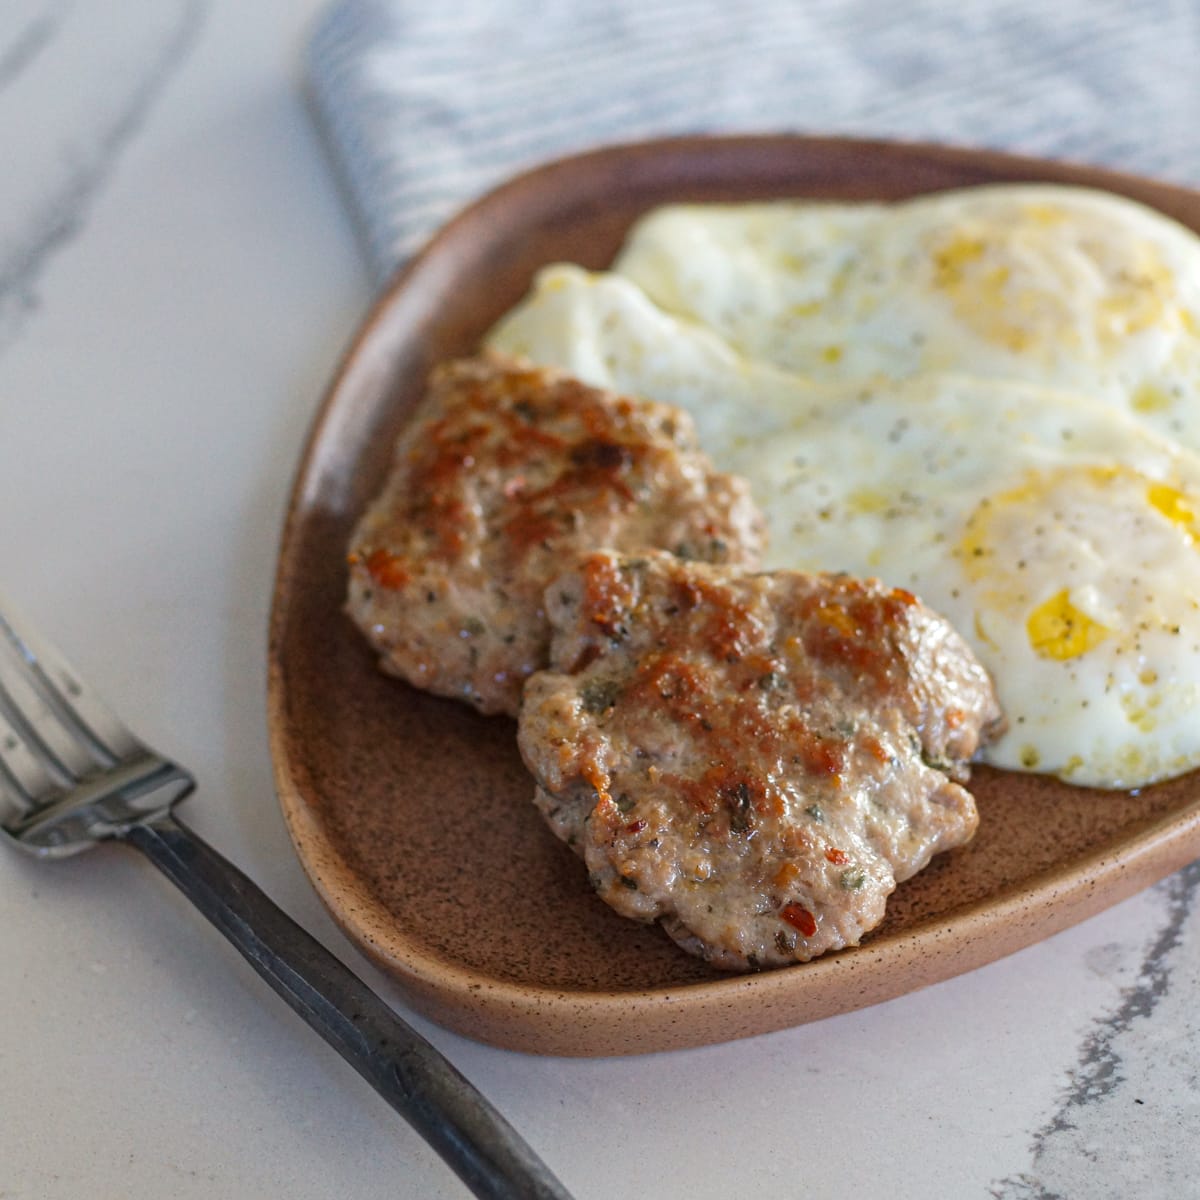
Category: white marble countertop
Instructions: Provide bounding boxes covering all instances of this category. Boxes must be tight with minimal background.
[2,3,1198,1198]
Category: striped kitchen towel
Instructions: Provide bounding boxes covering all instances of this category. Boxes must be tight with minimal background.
[305,0,1200,288]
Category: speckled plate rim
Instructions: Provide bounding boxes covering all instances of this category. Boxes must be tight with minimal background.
[278,771,1200,1055]
[269,134,1200,1057]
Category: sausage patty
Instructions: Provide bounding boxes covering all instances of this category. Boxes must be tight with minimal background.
[518,550,1004,970]
[346,356,766,715]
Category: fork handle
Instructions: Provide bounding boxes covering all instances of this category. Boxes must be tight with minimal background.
[122,812,573,1200]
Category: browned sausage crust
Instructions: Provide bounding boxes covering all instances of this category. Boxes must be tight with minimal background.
[518,551,1004,970]
[346,356,766,715]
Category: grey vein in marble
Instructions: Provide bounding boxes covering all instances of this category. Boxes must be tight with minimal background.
[0,1,205,349]
[991,860,1200,1199]
[0,2,60,92]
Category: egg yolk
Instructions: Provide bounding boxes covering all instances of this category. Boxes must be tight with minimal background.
[956,464,1200,665]
[926,209,1178,356]
[1147,482,1200,542]
[1026,590,1112,661]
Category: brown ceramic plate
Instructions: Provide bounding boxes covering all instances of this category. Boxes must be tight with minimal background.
[268,135,1200,1057]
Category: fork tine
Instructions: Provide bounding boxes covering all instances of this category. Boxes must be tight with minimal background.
[0,601,143,767]
[0,642,97,785]
[0,597,193,857]
[0,705,58,809]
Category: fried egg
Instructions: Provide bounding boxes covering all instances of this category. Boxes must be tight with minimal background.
[488,264,1200,788]
[614,186,1200,450]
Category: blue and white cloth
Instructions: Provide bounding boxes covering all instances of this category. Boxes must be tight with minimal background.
[305,0,1200,288]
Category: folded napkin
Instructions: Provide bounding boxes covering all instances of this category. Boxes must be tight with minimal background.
[306,0,1200,287]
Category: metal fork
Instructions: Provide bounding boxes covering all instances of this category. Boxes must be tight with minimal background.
[0,598,573,1200]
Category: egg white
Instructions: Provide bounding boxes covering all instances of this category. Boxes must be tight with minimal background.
[614,185,1200,451]
[488,265,1200,788]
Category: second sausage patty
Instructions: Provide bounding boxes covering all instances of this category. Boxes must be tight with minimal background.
[518,550,1004,970]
